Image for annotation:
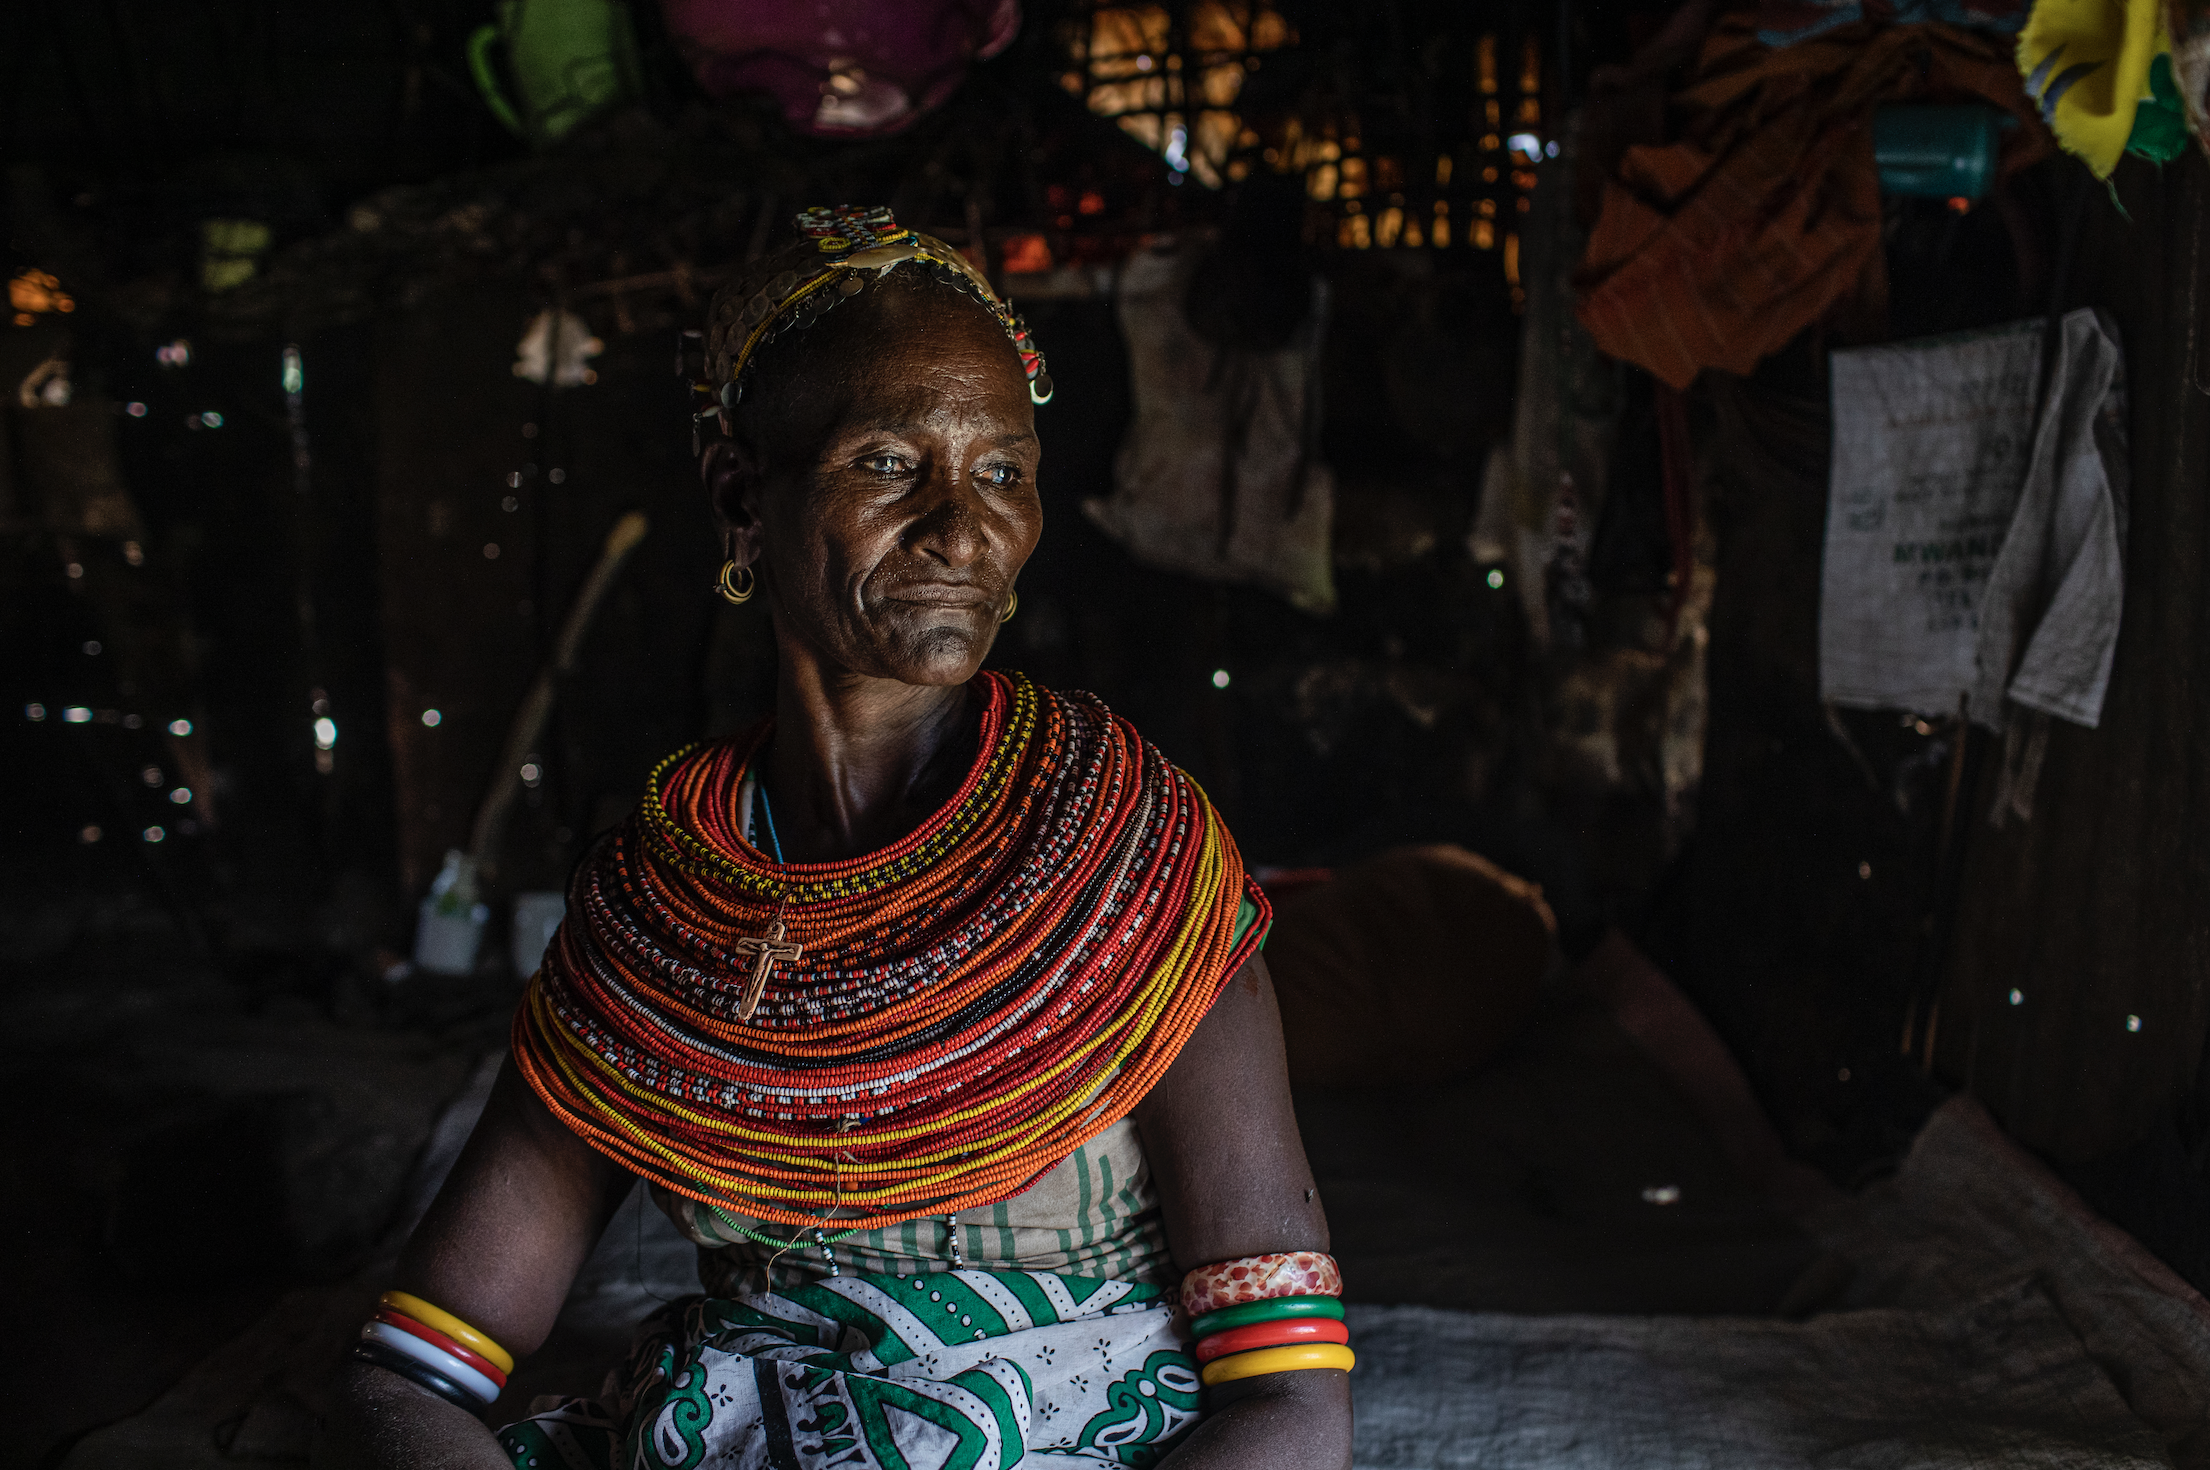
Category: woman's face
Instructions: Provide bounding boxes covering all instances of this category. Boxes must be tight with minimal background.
[707,283,1043,688]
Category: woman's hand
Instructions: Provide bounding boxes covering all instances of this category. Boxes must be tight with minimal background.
[1134,952,1353,1470]
[313,1059,633,1469]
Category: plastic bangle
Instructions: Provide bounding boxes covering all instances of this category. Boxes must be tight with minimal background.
[376,1308,508,1387]
[1180,1251,1343,1318]
[1188,1295,1345,1340]
[380,1290,515,1375]
[1195,1317,1349,1363]
[361,1321,503,1404]
[1199,1342,1356,1387]
[351,1338,478,1414]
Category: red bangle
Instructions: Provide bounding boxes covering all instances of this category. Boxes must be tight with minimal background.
[373,1307,508,1387]
[1195,1316,1350,1363]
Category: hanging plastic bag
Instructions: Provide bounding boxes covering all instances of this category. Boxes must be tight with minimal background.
[659,0,1021,138]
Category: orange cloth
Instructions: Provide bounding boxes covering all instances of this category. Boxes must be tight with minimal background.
[1265,844,1556,1088]
[1575,19,2050,390]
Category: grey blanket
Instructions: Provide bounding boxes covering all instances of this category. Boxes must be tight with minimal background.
[1348,1100,2210,1470]
[1351,1283,2164,1469]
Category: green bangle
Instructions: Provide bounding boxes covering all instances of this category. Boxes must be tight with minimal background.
[1189,1295,1344,1339]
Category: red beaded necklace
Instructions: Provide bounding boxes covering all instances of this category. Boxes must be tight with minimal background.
[512,672,1266,1227]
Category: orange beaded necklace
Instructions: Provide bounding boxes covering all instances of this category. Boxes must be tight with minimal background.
[512,673,1266,1227]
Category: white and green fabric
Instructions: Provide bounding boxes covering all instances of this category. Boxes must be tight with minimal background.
[498,1268,1200,1470]
[658,1120,1177,1298]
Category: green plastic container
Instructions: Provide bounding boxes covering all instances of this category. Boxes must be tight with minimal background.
[469,0,642,147]
[1873,105,2000,200]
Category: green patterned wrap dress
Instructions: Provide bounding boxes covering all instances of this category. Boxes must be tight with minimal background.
[499,1120,1201,1470]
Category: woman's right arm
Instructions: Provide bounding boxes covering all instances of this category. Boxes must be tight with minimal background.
[314,1057,634,1469]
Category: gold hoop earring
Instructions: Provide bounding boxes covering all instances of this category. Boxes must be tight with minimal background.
[997,589,1017,624]
[716,560,756,605]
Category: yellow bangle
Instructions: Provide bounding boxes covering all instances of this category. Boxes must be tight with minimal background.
[1198,1342,1355,1386]
[379,1290,515,1375]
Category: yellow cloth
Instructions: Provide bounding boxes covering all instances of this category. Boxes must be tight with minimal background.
[2019,0,2170,176]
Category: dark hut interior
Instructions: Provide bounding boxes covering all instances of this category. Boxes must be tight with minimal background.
[5,1,2209,1466]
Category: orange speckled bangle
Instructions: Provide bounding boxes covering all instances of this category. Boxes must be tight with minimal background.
[1179,1251,1342,1319]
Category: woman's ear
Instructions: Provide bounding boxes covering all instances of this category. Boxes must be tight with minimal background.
[702,437,766,566]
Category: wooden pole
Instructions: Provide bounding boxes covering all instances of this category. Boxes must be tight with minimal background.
[468,509,650,868]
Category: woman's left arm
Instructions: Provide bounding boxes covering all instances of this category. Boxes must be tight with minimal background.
[1133,951,1352,1470]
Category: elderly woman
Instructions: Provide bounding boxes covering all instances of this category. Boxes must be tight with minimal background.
[321,206,1350,1470]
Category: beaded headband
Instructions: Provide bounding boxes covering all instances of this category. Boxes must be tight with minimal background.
[700,205,1052,435]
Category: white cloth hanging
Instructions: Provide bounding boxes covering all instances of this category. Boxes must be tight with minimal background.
[1819,307,2128,731]
[1083,239,1337,614]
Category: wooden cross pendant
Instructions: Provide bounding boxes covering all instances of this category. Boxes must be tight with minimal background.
[732,914,803,1021]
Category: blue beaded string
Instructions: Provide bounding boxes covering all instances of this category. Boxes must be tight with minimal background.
[753,778,787,865]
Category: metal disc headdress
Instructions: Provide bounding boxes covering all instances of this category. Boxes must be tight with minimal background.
[702,206,1053,426]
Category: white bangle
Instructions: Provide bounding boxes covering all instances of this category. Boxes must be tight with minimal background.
[359,1320,502,1404]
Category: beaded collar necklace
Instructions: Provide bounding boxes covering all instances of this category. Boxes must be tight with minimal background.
[639,674,1037,906]
[512,673,1270,1227]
